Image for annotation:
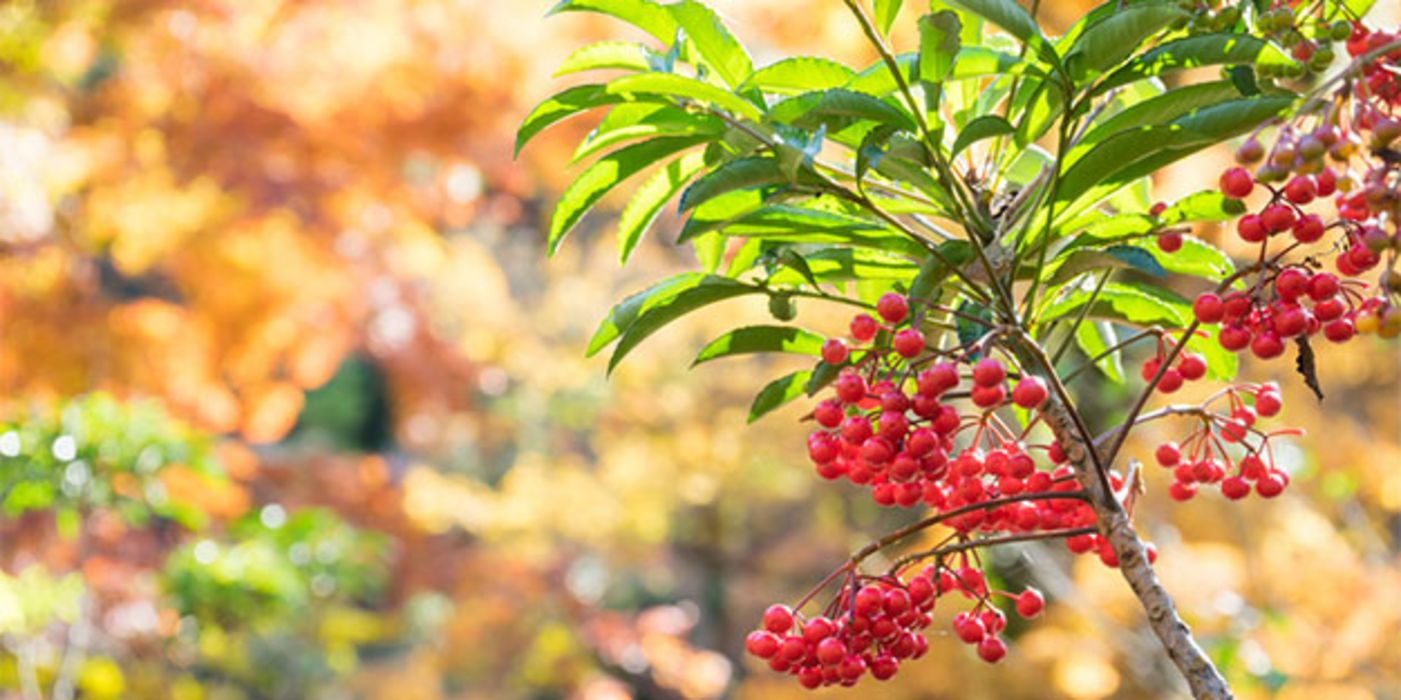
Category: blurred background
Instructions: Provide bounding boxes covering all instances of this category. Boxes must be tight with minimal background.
[0,1,1398,698]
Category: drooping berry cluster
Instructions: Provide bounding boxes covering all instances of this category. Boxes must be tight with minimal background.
[1186,20,1401,348]
[1151,383,1296,501]
[746,562,1046,688]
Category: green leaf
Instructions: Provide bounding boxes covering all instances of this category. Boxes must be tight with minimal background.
[769,89,918,133]
[693,325,826,365]
[918,11,963,85]
[517,84,628,156]
[550,136,710,255]
[1056,94,1295,207]
[767,247,920,284]
[951,115,1015,157]
[1014,80,1065,146]
[1075,321,1126,382]
[1063,2,1190,82]
[618,152,708,262]
[1092,34,1296,96]
[1045,244,1166,285]
[668,0,754,88]
[549,0,679,44]
[805,359,843,396]
[1041,280,1190,328]
[587,274,762,370]
[749,370,813,423]
[679,157,789,213]
[744,57,856,95]
[1064,191,1245,240]
[875,0,905,34]
[1144,236,1235,280]
[555,41,655,76]
[606,73,765,122]
[945,0,1061,70]
[1072,81,1245,160]
[687,204,927,257]
[572,105,725,165]
[908,241,974,301]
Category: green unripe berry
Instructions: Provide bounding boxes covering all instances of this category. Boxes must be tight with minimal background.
[768,294,797,321]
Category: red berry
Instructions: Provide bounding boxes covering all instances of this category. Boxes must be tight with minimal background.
[803,616,835,643]
[1220,167,1255,198]
[1255,390,1282,417]
[1250,332,1285,359]
[877,293,909,324]
[970,384,1005,408]
[918,363,959,396]
[953,614,986,644]
[1219,325,1251,352]
[1156,232,1183,252]
[1324,319,1355,342]
[1193,293,1225,324]
[1155,442,1181,467]
[1011,376,1049,409]
[972,358,1006,387]
[1292,214,1325,243]
[977,636,1008,663]
[816,637,847,666]
[851,314,879,341]
[1260,204,1297,233]
[1284,175,1316,204]
[1221,476,1250,500]
[763,605,794,633]
[1237,214,1268,243]
[1015,588,1045,618]
[893,329,924,358]
[1275,268,1310,301]
[1308,273,1340,301]
[870,654,899,680]
[835,371,867,403]
[822,339,850,365]
[1169,481,1197,501]
[1156,368,1184,393]
[1177,353,1207,381]
[814,400,844,428]
[747,631,781,658]
[1256,473,1285,498]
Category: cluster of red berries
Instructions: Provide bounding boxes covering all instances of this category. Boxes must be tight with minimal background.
[746,564,1046,688]
[1190,266,1363,356]
[1153,384,1294,501]
[1346,23,1401,105]
[1140,341,1209,393]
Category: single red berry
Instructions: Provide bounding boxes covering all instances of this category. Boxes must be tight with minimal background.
[850,314,879,342]
[953,614,986,644]
[803,616,835,643]
[1155,442,1181,467]
[1219,325,1251,352]
[1275,268,1310,301]
[970,384,1006,408]
[1237,213,1268,243]
[816,637,847,666]
[1193,293,1226,324]
[763,605,794,633]
[1011,376,1049,409]
[1177,353,1207,381]
[977,636,1008,663]
[821,338,849,365]
[893,329,924,358]
[797,664,823,689]
[1220,167,1255,198]
[1169,481,1197,501]
[1015,588,1045,618]
[1260,204,1297,233]
[877,293,909,324]
[972,357,1006,387]
[1324,319,1356,342]
[1292,214,1325,243]
[870,654,899,681]
[1250,332,1285,359]
[1156,232,1183,252]
[1308,273,1340,301]
[1156,368,1184,394]
[1284,175,1316,204]
[1221,476,1250,500]
[1255,390,1282,417]
[835,371,867,404]
[746,631,781,658]
[1256,473,1285,498]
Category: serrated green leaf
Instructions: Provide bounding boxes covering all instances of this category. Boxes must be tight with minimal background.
[1073,81,1245,161]
[769,88,918,133]
[1045,244,1166,285]
[1075,321,1126,382]
[875,0,905,34]
[750,370,813,422]
[919,11,962,85]
[572,103,726,164]
[1056,95,1295,207]
[596,275,762,372]
[1064,2,1189,83]
[618,152,708,263]
[1092,34,1296,96]
[951,115,1015,157]
[517,84,629,156]
[550,0,679,43]
[693,325,826,365]
[678,157,789,213]
[1041,280,1189,328]
[606,73,765,121]
[555,41,655,76]
[668,0,754,88]
[744,57,856,95]
[550,136,709,255]
[945,0,1061,70]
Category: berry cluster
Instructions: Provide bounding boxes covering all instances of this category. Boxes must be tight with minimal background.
[1140,340,1209,394]
[746,564,1046,688]
[1186,20,1401,347]
[1151,383,1295,501]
